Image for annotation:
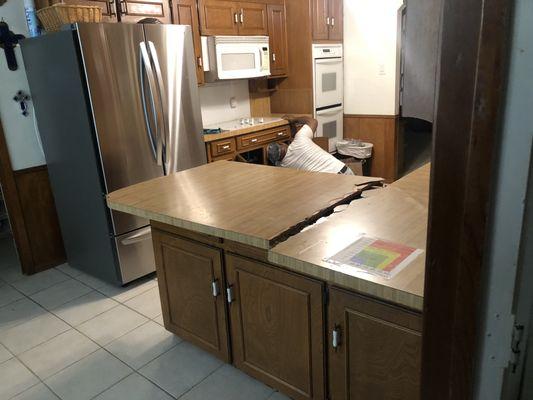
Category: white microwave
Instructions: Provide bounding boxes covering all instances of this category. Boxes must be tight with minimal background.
[202,36,270,81]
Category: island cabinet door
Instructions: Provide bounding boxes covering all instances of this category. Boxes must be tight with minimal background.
[225,254,326,400]
[328,288,422,400]
[152,229,230,362]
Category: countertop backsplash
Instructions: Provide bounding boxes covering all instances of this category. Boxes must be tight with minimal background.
[199,80,251,127]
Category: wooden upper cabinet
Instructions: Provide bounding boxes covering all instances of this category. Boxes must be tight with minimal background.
[238,2,268,35]
[328,0,343,41]
[312,0,343,41]
[267,4,288,76]
[328,288,422,400]
[225,254,325,400]
[171,0,205,84]
[199,0,267,36]
[118,0,172,23]
[199,0,240,35]
[312,0,329,40]
[152,229,230,362]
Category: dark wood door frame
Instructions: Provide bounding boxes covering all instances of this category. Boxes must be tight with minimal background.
[0,119,35,273]
[422,0,513,398]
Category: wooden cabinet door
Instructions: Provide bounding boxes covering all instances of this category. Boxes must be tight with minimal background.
[60,0,118,22]
[328,288,422,400]
[171,0,205,84]
[118,0,172,23]
[225,255,325,400]
[328,0,343,41]
[267,4,288,76]
[237,2,267,35]
[312,0,329,40]
[152,229,230,362]
[199,0,240,35]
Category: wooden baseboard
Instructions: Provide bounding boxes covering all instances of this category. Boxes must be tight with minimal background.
[343,114,400,182]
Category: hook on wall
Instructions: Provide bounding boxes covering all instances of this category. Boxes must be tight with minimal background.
[13,90,31,117]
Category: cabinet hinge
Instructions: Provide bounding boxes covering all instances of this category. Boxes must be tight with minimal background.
[510,324,525,373]
[226,285,234,304]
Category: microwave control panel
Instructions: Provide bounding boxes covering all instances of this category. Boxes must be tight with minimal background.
[261,47,269,71]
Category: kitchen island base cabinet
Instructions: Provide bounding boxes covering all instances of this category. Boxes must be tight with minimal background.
[152,229,231,362]
[225,254,326,400]
[328,288,422,400]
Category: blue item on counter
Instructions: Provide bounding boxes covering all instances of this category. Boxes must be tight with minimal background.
[24,0,41,37]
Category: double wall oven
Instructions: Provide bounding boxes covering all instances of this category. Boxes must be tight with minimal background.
[313,44,343,152]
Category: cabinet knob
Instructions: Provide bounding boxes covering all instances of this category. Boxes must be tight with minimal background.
[272,53,276,62]
[212,280,220,297]
[226,286,234,304]
[332,326,341,349]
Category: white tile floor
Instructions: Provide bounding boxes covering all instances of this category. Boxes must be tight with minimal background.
[0,237,290,400]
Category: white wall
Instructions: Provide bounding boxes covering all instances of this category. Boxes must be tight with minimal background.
[199,80,251,127]
[0,0,46,170]
[343,0,403,115]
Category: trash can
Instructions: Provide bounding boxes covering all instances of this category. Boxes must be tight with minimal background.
[335,139,373,176]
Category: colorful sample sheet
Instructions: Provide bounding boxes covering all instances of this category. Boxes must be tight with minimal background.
[325,235,423,279]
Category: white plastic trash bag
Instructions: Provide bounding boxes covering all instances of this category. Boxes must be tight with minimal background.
[336,139,373,159]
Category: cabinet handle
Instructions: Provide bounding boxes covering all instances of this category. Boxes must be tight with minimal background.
[251,138,258,143]
[212,280,220,297]
[240,9,244,24]
[119,0,128,15]
[277,131,284,136]
[272,53,276,62]
[197,57,203,68]
[332,325,341,349]
[331,17,335,27]
[222,145,230,150]
[234,12,239,24]
[226,286,234,304]
[326,16,330,26]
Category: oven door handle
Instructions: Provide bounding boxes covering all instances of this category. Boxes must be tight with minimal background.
[315,58,342,65]
[316,106,343,116]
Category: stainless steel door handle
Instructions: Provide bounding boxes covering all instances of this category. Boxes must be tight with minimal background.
[147,41,170,173]
[120,227,152,245]
[139,42,159,162]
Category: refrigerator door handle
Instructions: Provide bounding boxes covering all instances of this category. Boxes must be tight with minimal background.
[120,226,152,246]
[139,44,158,161]
[140,41,164,166]
[147,41,170,174]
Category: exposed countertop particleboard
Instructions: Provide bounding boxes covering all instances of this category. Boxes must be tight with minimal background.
[269,164,430,311]
[107,161,384,249]
[203,119,290,143]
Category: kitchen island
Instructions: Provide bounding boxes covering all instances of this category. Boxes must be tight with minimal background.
[107,161,428,400]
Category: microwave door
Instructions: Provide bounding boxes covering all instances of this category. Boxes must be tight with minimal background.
[216,44,268,79]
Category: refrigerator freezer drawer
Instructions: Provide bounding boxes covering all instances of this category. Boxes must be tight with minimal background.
[115,226,156,284]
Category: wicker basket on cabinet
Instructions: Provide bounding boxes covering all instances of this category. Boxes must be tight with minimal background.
[36,3,102,32]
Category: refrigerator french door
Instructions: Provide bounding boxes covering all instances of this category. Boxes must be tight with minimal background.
[22,23,205,284]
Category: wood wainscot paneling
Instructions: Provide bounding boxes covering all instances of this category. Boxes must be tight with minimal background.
[0,120,65,274]
[13,166,66,273]
[344,114,400,182]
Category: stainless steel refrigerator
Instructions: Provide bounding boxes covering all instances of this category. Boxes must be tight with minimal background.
[22,23,206,284]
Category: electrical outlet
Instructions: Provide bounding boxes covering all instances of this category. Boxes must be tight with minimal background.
[229,97,237,109]
[378,64,386,76]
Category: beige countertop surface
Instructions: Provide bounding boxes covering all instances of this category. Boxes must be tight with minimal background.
[107,161,384,249]
[203,118,289,143]
[269,164,430,311]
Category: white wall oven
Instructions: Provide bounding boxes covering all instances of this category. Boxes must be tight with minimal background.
[313,44,343,152]
[203,36,270,81]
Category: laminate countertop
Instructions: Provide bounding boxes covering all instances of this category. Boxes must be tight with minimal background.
[107,161,384,249]
[269,164,430,311]
[203,118,289,143]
